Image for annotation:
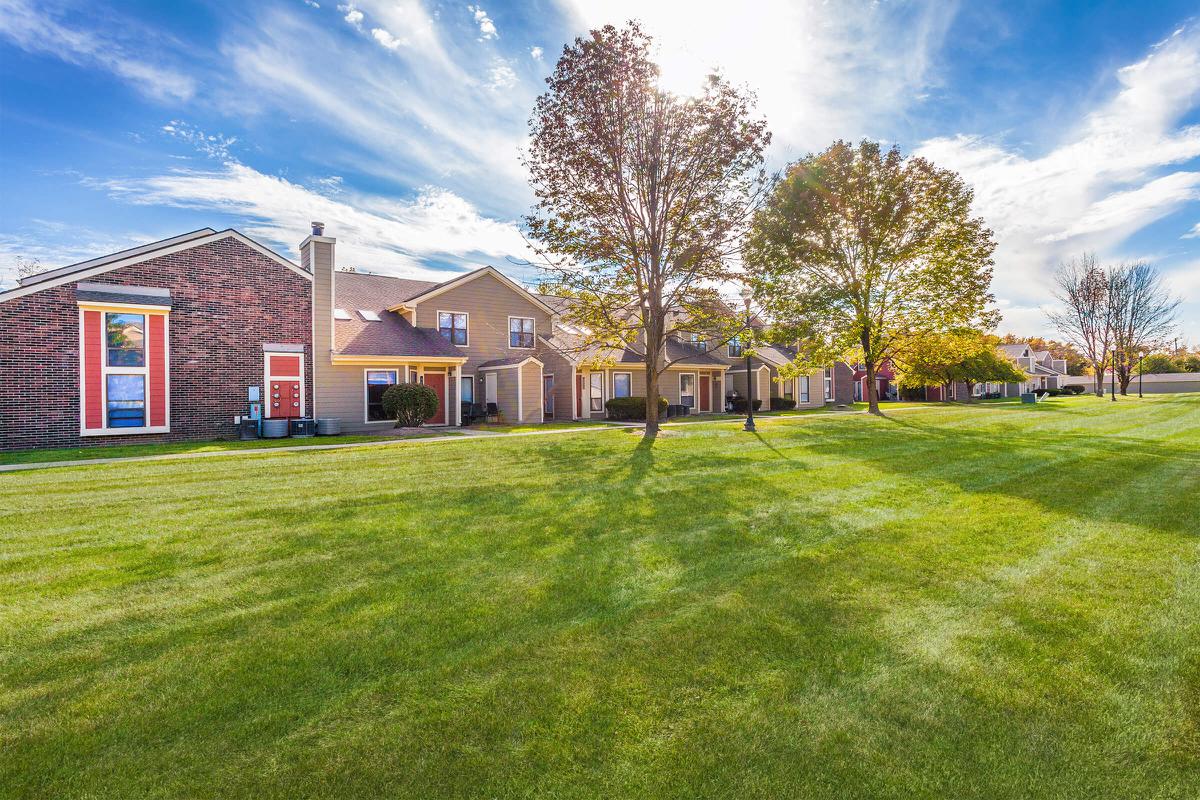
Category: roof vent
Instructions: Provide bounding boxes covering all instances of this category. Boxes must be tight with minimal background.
[311,221,325,236]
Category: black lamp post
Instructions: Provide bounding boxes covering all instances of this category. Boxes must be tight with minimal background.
[741,287,755,432]
[1111,357,1116,401]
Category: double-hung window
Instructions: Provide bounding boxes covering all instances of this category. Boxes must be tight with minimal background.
[687,333,707,352]
[105,313,146,428]
[613,372,632,398]
[783,378,794,400]
[728,337,743,358]
[589,373,604,412]
[680,373,696,408]
[799,375,810,403]
[509,317,535,349]
[823,368,832,401]
[366,370,398,421]
[438,312,468,346]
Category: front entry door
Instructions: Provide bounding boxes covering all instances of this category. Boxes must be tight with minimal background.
[424,372,446,425]
[543,375,555,418]
[699,374,711,412]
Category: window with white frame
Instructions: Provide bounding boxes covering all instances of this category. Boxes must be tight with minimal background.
[687,332,707,352]
[680,373,696,408]
[823,368,832,400]
[783,378,794,399]
[438,311,468,345]
[613,372,632,398]
[728,336,743,358]
[461,375,474,404]
[365,370,398,421]
[105,313,146,428]
[799,375,810,403]
[589,372,604,411]
[510,316,535,348]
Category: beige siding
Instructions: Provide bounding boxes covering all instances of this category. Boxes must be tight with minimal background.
[490,368,519,423]
[520,360,542,423]
[413,273,551,376]
[536,347,575,419]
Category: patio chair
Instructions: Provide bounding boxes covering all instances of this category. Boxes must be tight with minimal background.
[485,402,500,423]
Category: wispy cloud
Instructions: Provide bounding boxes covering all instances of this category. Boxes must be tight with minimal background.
[468,5,498,41]
[90,161,536,280]
[0,0,195,101]
[916,25,1200,332]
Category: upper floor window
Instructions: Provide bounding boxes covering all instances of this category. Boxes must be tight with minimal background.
[687,333,707,352]
[438,311,468,346]
[106,313,145,366]
[510,316,535,349]
[728,336,743,358]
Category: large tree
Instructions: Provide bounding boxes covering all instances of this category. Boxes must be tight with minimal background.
[895,330,1024,402]
[1047,254,1118,397]
[1108,262,1179,395]
[746,140,998,414]
[524,23,769,437]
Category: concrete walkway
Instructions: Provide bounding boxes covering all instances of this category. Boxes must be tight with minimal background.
[0,403,991,474]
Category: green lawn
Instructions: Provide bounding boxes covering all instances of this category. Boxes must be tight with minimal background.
[0,432,454,466]
[2,395,1199,798]
[466,420,617,433]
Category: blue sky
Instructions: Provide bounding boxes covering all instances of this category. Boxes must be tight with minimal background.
[1,0,1198,341]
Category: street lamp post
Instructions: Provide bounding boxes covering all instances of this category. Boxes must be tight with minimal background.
[741,287,755,433]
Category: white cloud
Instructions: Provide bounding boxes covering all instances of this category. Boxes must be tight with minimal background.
[0,0,195,101]
[1183,221,1200,239]
[371,27,404,50]
[303,0,320,8]
[469,5,498,40]
[915,25,1200,336]
[90,161,537,281]
[337,3,363,29]
[486,59,517,91]
[161,120,238,161]
[529,46,543,60]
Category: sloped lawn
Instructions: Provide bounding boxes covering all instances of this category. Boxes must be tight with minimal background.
[2,395,1198,799]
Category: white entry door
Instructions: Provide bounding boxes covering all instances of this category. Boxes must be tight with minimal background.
[485,372,498,404]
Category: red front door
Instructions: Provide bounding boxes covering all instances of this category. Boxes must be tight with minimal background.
[424,373,446,424]
[699,375,711,412]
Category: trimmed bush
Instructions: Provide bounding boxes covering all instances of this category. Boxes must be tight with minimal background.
[1063,384,1086,395]
[382,382,439,427]
[728,397,763,413]
[1046,388,1062,397]
[605,396,669,421]
[770,397,797,411]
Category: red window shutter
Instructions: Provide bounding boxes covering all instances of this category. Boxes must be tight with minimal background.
[83,310,103,429]
[148,314,167,427]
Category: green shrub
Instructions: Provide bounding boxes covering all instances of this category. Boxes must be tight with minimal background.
[1046,388,1062,397]
[382,382,439,427]
[605,396,669,421]
[770,397,797,410]
[729,397,763,413]
[1063,384,1086,395]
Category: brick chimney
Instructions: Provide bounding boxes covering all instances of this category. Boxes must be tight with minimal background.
[301,222,335,417]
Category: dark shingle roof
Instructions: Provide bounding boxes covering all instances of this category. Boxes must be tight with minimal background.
[332,272,460,357]
[76,284,172,308]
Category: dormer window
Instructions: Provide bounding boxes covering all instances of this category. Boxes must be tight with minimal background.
[333,308,351,320]
[728,336,743,358]
[687,332,707,352]
[358,309,380,321]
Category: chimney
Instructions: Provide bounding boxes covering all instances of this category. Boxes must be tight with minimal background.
[302,223,335,417]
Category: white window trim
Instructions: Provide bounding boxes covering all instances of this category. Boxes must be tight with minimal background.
[363,368,399,424]
[508,315,536,350]
[679,371,697,411]
[799,375,810,403]
[79,308,171,437]
[263,351,306,419]
[460,373,475,405]
[437,309,470,347]
[612,371,633,399]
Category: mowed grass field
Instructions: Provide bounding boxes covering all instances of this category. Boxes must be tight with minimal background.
[2,395,1199,799]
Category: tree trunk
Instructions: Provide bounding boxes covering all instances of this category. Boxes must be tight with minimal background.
[963,381,975,403]
[864,359,880,415]
[644,338,661,439]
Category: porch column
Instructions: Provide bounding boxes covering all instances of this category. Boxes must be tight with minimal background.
[453,365,462,426]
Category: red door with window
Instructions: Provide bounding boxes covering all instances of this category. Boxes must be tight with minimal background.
[424,372,446,424]
[699,375,711,412]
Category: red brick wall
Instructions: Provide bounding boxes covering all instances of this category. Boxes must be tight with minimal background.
[0,236,312,451]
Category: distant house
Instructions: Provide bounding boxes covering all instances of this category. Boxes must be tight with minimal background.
[996,343,1070,396]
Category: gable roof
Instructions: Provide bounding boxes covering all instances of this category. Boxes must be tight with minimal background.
[394,266,557,316]
[333,271,438,313]
[0,228,308,304]
[999,344,1030,358]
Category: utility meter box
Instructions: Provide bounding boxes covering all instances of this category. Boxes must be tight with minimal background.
[248,385,261,403]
